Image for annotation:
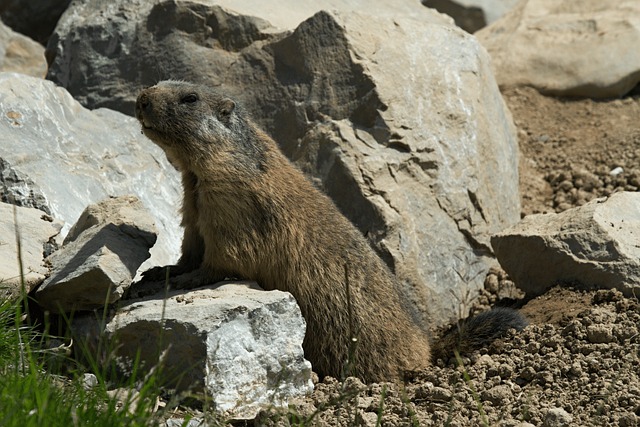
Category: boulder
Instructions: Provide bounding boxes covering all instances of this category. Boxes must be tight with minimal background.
[477,0,640,98]
[36,196,157,313]
[0,0,71,45]
[492,192,640,297]
[45,1,520,327]
[0,202,62,298]
[422,0,521,33]
[74,281,313,419]
[0,73,182,272]
[0,19,47,77]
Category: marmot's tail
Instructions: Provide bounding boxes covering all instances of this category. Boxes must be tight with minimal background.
[431,307,528,363]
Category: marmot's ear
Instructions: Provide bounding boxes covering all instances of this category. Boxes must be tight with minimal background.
[220,98,235,116]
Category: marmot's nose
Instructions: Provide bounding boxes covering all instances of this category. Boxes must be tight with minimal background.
[135,93,153,122]
[137,93,150,112]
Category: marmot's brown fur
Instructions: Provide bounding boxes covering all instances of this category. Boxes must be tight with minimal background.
[135,80,525,382]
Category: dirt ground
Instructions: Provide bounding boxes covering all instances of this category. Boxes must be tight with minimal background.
[251,89,640,426]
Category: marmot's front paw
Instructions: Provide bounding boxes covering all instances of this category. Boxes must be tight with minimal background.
[170,269,225,290]
[140,265,177,282]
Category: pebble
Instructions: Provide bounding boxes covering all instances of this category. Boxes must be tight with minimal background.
[586,324,615,343]
[610,166,624,176]
[82,373,98,390]
[543,407,573,427]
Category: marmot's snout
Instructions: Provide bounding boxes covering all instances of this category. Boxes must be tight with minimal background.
[135,91,154,129]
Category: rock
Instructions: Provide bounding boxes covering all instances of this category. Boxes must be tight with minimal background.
[0,0,71,45]
[422,0,521,33]
[46,0,455,114]
[586,324,615,344]
[63,194,156,245]
[45,1,520,327]
[0,73,182,272]
[82,373,98,390]
[0,19,47,77]
[477,0,640,98]
[480,384,512,405]
[0,202,62,297]
[543,407,573,427]
[165,419,205,427]
[36,196,157,313]
[430,386,454,402]
[492,192,640,297]
[73,281,313,419]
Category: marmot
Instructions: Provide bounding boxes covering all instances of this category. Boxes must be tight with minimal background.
[135,80,525,382]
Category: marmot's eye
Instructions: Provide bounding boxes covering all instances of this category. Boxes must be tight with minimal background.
[181,93,198,104]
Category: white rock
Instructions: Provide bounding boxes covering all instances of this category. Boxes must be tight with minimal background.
[492,192,640,297]
[610,166,624,176]
[74,281,313,419]
[0,73,182,272]
[0,201,62,297]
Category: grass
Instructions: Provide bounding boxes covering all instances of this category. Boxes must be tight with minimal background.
[1,205,200,426]
[0,294,181,427]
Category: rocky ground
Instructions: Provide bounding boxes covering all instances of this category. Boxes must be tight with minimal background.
[245,89,640,426]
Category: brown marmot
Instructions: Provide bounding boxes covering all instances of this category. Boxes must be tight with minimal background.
[135,80,525,382]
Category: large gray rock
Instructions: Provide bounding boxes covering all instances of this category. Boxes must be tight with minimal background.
[477,0,640,98]
[492,192,640,297]
[0,19,47,77]
[74,281,313,419]
[422,0,521,33]
[0,202,62,298]
[36,196,157,313]
[0,73,182,272]
[0,0,71,45]
[45,1,520,327]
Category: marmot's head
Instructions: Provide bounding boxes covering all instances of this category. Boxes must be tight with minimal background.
[136,81,263,173]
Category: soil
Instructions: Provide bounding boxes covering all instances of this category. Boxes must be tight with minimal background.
[251,89,640,426]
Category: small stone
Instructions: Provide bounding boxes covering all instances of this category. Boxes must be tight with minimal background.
[357,412,379,427]
[543,408,573,427]
[430,386,453,402]
[166,418,205,427]
[610,166,624,176]
[519,366,536,382]
[485,273,500,293]
[569,362,583,377]
[481,385,512,405]
[498,363,514,379]
[558,180,574,191]
[82,373,98,390]
[586,324,615,343]
[619,412,638,427]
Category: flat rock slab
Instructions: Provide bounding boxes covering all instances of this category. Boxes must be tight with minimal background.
[477,0,640,98]
[492,192,640,297]
[36,196,157,313]
[0,202,62,297]
[74,281,313,419]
